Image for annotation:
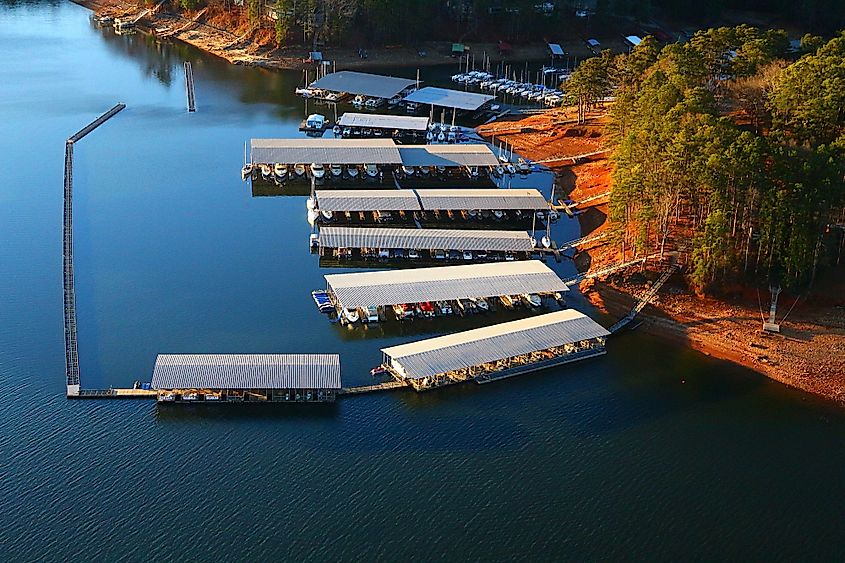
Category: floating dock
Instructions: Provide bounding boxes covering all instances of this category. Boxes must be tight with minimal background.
[336,113,429,139]
[314,226,536,261]
[184,61,196,112]
[151,354,342,403]
[403,87,495,112]
[305,71,418,103]
[380,309,610,391]
[324,260,568,316]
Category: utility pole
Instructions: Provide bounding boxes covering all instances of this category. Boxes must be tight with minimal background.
[763,284,781,333]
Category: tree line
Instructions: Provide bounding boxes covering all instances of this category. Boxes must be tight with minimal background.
[566,27,845,291]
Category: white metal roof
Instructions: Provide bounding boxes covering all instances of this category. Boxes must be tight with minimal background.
[398,144,500,167]
[625,35,642,46]
[250,138,402,165]
[310,71,418,99]
[318,226,534,251]
[382,310,609,379]
[151,354,341,390]
[416,189,548,210]
[548,43,565,56]
[404,87,495,111]
[326,260,568,308]
[315,190,421,212]
[337,113,430,131]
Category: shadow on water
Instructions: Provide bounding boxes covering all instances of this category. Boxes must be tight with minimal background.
[153,400,341,422]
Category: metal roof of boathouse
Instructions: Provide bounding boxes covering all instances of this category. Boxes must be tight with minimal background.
[315,190,422,212]
[403,87,495,111]
[415,189,548,210]
[310,71,418,99]
[399,144,500,167]
[151,354,341,390]
[250,138,402,165]
[337,113,430,131]
[382,310,609,380]
[325,261,568,309]
[318,227,534,252]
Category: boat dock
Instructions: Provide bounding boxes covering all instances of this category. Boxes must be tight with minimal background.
[71,388,158,399]
[64,104,126,397]
[380,310,609,391]
[184,62,196,112]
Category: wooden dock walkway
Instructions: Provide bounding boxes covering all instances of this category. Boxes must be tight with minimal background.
[557,231,609,252]
[184,62,196,112]
[64,105,126,397]
[339,381,408,395]
[71,388,158,400]
[563,254,659,287]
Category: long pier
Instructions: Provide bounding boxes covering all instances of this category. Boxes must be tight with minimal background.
[563,254,659,287]
[64,105,126,397]
[558,231,609,252]
[185,62,196,112]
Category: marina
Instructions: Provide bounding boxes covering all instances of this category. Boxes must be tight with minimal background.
[379,310,609,391]
[298,70,419,106]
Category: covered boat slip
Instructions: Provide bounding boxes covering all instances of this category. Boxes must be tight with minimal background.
[399,145,500,168]
[151,354,341,403]
[249,138,500,170]
[309,71,418,100]
[315,190,422,212]
[415,189,548,211]
[316,226,535,260]
[250,138,402,166]
[404,87,495,111]
[381,310,609,391]
[325,260,568,310]
[313,188,547,213]
[337,113,429,132]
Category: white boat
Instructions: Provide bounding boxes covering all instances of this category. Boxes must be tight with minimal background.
[521,293,542,308]
[517,158,531,174]
[473,297,490,312]
[347,165,360,179]
[295,87,313,97]
[330,164,343,177]
[418,166,430,175]
[493,210,504,220]
[204,393,220,401]
[260,164,272,181]
[321,210,334,221]
[342,307,360,324]
[364,98,381,109]
[309,233,319,249]
[305,113,326,130]
[402,165,415,176]
[541,235,552,248]
[294,163,306,176]
[158,392,175,402]
[310,163,325,178]
[363,305,379,323]
[437,131,446,143]
[182,392,198,401]
[468,166,479,178]
[332,125,341,136]
[306,196,316,211]
[352,95,365,106]
[505,163,517,175]
[364,164,379,178]
[241,163,253,181]
[426,131,434,142]
[274,163,287,180]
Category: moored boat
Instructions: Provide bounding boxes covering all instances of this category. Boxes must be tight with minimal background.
[274,163,287,180]
[342,307,360,324]
[310,163,325,179]
[294,163,306,176]
[260,164,272,181]
[241,163,253,181]
[330,164,343,177]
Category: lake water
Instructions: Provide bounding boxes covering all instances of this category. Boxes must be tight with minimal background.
[2,3,844,561]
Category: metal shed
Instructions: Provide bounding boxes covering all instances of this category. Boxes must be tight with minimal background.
[416,189,548,211]
[403,87,495,111]
[337,113,430,131]
[381,309,609,380]
[398,144,500,167]
[314,190,422,212]
[325,260,568,309]
[151,354,342,390]
[318,226,534,253]
[250,138,402,165]
[310,71,418,99]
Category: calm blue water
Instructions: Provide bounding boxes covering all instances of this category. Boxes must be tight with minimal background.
[2,3,844,561]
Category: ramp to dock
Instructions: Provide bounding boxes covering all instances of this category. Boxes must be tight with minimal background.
[339,381,408,395]
[608,265,678,333]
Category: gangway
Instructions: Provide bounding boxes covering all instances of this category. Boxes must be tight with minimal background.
[185,62,196,112]
[558,231,608,252]
[608,265,679,333]
[563,254,659,286]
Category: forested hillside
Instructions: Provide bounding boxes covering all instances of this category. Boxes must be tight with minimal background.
[567,28,845,290]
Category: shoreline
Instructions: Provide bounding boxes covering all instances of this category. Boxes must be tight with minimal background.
[71,0,559,71]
